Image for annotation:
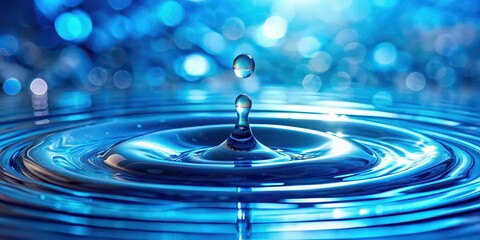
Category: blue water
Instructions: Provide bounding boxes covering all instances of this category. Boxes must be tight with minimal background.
[0,89,479,239]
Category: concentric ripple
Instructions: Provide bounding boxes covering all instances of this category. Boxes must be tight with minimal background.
[0,90,479,239]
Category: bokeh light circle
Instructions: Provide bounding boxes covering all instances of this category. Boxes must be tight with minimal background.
[2,78,21,96]
[373,42,397,66]
[183,54,210,77]
[113,70,133,89]
[157,1,184,27]
[406,72,426,92]
[262,16,287,40]
[30,78,48,96]
[54,10,93,41]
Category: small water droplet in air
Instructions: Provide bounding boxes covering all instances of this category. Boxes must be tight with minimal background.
[233,54,255,78]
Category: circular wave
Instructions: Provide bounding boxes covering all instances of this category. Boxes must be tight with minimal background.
[0,92,479,239]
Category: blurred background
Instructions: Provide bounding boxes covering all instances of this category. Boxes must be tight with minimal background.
[0,0,479,110]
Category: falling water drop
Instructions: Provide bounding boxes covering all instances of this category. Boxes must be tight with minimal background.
[233,54,255,78]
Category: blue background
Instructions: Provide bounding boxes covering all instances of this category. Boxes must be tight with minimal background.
[0,0,479,108]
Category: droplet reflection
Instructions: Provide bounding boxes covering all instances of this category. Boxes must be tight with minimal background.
[233,54,255,79]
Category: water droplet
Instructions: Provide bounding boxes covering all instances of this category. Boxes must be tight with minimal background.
[233,54,255,78]
[230,94,254,149]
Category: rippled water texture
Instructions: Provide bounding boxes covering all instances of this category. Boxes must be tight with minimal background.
[0,89,480,239]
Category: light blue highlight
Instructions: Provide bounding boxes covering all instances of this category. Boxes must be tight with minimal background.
[55,10,93,41]
[3,78,21,96]
[157,1,184,27]
[373,42,397,67]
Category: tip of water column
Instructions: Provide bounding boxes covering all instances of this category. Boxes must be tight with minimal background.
[235,94,252,108]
